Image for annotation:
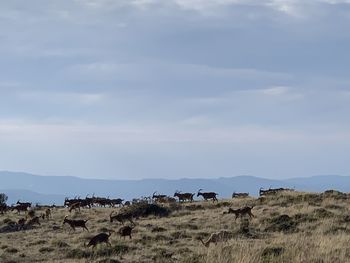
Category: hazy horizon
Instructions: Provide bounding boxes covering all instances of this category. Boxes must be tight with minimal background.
[1,1,349,180]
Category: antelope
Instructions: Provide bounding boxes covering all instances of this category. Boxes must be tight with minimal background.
[174,191,194,202]
[199,231,233,247]
[197,189,218,202]
[224,206,255,220]
[63,216,89,232]
[85,232,112,248]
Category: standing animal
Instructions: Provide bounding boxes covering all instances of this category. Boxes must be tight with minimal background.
[109,211,134,225]
[16,201,32,208]
[118,225,134,239]
[85,232,112,248]
[197,189,218,202]
[63,216,89,232]
[174,191,194,202]
[224,206,254,220]
[199,231,233,247]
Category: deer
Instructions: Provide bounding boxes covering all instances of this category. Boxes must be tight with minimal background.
[174,191,194,202]
[85,232,112,248]
[224,206,255,220]
[63,216,89,232]
[197,189,218,202]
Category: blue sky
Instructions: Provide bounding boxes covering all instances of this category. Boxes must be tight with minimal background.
[0,0,350,179]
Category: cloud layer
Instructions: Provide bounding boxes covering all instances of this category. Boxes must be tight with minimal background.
[0,0,349,179]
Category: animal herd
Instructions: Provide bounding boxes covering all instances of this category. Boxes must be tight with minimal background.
[0,186,295,249]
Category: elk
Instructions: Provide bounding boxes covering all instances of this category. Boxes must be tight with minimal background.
[197,189,218,202]
[118,225,134,239]
[63,216,89,232]
[199,231,233,247]
[174,191,194,202]
[85,232,112,248]
[109,211,134,225]
[232,192,249,198]
[224,206,254,220]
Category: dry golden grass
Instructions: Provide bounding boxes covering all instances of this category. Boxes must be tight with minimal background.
[1,191,350,263]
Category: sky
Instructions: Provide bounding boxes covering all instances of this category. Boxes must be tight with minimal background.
[0,0,350,180]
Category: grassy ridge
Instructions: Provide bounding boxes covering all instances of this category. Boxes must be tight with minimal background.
[0,191,349,262]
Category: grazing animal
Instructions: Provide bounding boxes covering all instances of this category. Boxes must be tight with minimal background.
[174,191,194,202]
[199,231,233,247]
[63,216,89,232]
[0,203,8,214]
[224,206,255,220]
[86,232,112,248]
[197,189,218,202]
[118,225,134,239]
[109,211,134,225]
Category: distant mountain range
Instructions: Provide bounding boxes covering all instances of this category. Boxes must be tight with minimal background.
[0,171,349,205]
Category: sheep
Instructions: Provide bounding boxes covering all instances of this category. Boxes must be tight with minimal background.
[85,232,112,248]
[118,225,134,239]
[63,216,89,232]
[109,211,134,225]
[199,230,233,247]
[174,191,194,202]
[224,206,255,220]
[197,189,218,202]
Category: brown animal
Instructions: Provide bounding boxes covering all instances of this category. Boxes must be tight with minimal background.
[199,231,233,247]
[224,206,254,220]
[109,211,134,225]
[197,189,218,202]
[85,232,112,248]
[11,204,28,214]
[63,216,89,232]
[118,225,134,239]
[174,191,194,202]
[69,202,81,213]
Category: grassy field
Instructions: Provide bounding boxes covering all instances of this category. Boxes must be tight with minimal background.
[1,191,350,263]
